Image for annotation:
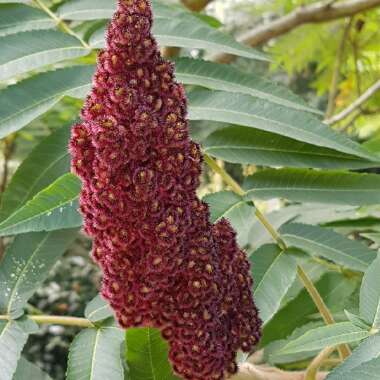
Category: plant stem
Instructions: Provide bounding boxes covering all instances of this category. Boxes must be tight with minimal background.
[0,314,94,328]
[305,346,336,380]
[33,0,91,50]
[203,153,351,359]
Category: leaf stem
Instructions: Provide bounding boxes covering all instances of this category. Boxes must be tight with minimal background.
[33,0,91,50]
[0,315,94,328]
[305,346,336,380]
[203,153,351,359]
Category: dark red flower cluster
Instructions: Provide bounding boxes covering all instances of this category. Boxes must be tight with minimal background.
[70,1,261,378]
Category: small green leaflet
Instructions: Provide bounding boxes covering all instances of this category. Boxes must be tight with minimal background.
[0,66,93,139]
[278,322,371,355]
[175,58,319,114]
[203,125,378,169]
[188,89,376,161]
[280,223,376,272]
[243,168,380,206]
[250,244,297,325]
[85,294,113,323]
[0,125,71,221]
[125,327,180,380]
[66,324,125,380]
[0,4,53,37]
[0,30,90,81]
[0,174,82,236]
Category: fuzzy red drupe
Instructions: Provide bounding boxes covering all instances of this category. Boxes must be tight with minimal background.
[70,1,261,378]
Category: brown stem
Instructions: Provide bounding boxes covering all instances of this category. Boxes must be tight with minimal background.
[325,79,380,124]
[213,0,380,63]
[181,0,213,12]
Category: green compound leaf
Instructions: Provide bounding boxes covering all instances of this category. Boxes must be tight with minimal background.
[0,174,82,236]
[0,4,53,36]
[280,223,376,272]
[244,168,380,206]
[67,325,125,380]
[250,244,297,325]
[0,229,78,318]
[203,126,378,169]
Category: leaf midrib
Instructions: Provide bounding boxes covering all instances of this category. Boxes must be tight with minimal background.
[89,329,101,380]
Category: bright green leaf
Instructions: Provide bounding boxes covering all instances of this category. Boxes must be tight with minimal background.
[0,30,90,81]
[280,223,376,272]
[188,89,375,161]
[0,229,78,317]
[204,126,379,169]
[0,65,93,139]
[250,244,298,324]
[279,322,371,355]
[0,125,71,221]
[125,327,180,380]
[244,168,380,206]
[0,4,53,36]
[66,325,125,380]
[360,256,380,328]
[0,174,81,236]
[85,295,113,323]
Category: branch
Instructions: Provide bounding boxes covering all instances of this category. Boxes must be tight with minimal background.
[214,0,380,63]
[325,79,380,124]
[0,315,94,328]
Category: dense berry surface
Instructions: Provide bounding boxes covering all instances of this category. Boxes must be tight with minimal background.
[70,1,261,378]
